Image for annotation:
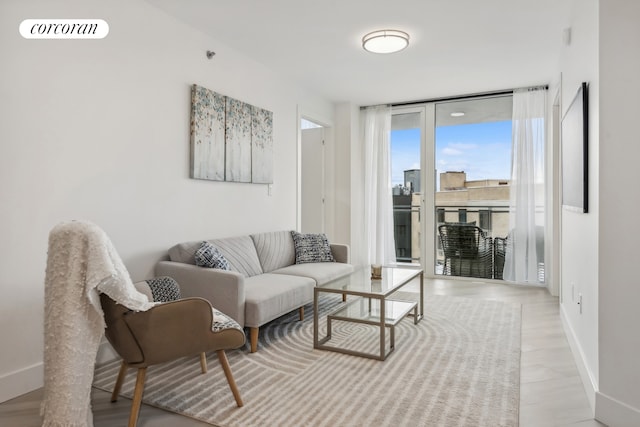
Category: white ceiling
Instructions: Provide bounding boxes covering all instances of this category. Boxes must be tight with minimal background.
[435,95,513,126]
[147,0,572,106]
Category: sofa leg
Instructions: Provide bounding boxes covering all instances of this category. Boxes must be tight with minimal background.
[250,327,259,353]
[299,306,304,321]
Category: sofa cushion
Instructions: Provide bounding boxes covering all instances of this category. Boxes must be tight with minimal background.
[194,241,231,270]
[211,236,263,277]
[272,262,355,286]
[243,273,315,327]
[291,231,335,264]
[250,231,296,273]
[168,240,201,265]
[168,236,263,277]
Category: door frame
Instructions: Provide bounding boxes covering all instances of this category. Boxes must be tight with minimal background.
[301,126,326,233]
[296,106,333,235]
[390,105,434,274]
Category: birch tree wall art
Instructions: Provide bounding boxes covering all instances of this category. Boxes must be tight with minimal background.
[251,106,274,184]
[190,85,225,181]
[189,84,273,184]
[225,97,252,183]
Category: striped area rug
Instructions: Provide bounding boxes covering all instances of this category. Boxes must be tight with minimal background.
[93,294,521,427]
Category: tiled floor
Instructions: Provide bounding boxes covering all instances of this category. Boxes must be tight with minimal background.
[0,277,606,426]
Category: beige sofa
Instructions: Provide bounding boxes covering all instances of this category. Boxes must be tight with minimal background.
[155,230,353,352]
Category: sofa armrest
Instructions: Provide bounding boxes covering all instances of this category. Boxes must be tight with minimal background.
[155,260,246,326]
[330,243,350,264]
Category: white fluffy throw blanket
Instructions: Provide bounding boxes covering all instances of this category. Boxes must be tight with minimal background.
[41,221,156,427]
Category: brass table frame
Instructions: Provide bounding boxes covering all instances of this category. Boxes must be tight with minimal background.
[313,267,424,360]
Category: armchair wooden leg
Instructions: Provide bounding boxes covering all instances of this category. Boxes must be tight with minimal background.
[342,294,347,302]
[299,306,304,321]
[111,360,128,402]
[216,350,243,407]
[250,327,259,353]
[128,367,147,427]
[200,352,208,373]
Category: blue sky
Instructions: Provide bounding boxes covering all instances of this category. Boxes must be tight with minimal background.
[391,120,513,188]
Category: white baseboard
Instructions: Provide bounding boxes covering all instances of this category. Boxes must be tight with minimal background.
[0,340,118,404]
[0,362,43,404]
[560,304,597,413]
[96,339,119,365]
[596,391,640,427]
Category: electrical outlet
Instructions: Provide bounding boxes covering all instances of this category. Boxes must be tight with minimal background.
[578,293,583,314]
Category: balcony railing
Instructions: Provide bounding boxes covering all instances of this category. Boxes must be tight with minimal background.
[392,203,534,280]
[392,202,421,263]
[435,205,510,241]
[434,205,510,280]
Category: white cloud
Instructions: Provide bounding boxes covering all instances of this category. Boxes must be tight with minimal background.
[442,147,463,156]
[448,142,479,150]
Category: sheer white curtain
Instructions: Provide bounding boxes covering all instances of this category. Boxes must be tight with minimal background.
[503,88,547,284]
[361,105,396,266]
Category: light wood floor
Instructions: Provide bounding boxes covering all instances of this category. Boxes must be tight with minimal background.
[0,277,606,426]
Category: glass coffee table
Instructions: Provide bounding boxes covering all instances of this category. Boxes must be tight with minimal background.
[313,266,423,360]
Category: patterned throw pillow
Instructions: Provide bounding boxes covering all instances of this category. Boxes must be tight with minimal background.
[211,308,243,333]
[145,276,181,302]
[195,241,231,270]
[291,231,335,264]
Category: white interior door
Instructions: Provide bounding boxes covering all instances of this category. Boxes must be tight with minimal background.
[301,127,325,233]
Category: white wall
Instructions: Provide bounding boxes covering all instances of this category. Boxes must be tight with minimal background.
[0,0,333,402]
[597,1,640,425]
[558,0,600,411]
[333,103,358,252]
[560,1,640,425]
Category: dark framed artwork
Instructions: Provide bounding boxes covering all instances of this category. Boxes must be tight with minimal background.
[561,82,589,213]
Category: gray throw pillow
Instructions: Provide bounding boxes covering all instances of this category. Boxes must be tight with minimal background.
[291,231,335,264]
[195,241,231,270]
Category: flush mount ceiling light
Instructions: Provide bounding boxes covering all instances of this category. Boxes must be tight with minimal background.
[362,29,410,54]
[450,112,465,117]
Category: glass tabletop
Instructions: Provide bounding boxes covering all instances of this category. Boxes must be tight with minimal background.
[329,298,417,326]
[319,266,422,297]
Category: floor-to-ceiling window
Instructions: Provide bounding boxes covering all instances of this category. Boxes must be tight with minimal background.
[390,110,423,264]
[390,93,544,282]
[434,96,513,279]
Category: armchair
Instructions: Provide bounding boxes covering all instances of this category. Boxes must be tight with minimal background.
[101,277,246,427]
[438,224,493,279]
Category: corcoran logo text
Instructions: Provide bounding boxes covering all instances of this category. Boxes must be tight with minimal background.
[19,19,109,39]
